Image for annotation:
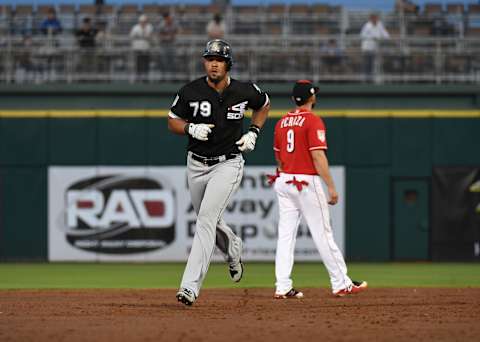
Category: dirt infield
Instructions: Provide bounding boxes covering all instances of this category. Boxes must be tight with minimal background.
[1,288,479,342]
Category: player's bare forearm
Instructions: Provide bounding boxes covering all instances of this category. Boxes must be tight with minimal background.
[168,117,188,135]
[311,150,334,188]
[311,149,338,204]
[250,102,270,129]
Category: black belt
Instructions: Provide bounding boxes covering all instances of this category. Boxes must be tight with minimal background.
[191,153,239,166]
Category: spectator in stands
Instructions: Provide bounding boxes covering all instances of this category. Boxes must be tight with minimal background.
[40,7,63,80]
[95,21,111,49]
[432,16,449,36]
[76,17,97,49]
[16,35,39,83]
[320,39,344,74]
[130,14,154,82]
[360,13,390,81]
[206,13,225,39]
[40,7,62,36]
[158,12,178,72]
[94,21,112,75]
[76,17,98,75]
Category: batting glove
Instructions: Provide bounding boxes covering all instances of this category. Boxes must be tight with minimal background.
[236,131,257,152]
[187,123,215,141]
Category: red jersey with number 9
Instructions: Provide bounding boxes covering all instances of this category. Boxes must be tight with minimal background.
[273,108,327,175]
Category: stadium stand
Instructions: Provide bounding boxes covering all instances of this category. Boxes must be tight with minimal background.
[0,1,479,84]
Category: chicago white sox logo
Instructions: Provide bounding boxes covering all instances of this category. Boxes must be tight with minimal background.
[227,101,248,120]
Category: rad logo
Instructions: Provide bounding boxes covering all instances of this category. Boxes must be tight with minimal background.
[65,175,175,254]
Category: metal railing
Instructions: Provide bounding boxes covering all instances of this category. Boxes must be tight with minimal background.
[1,35,480,84]
[3,9,480,37]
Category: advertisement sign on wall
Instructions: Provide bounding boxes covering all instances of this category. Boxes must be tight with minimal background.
[48,166,345,261]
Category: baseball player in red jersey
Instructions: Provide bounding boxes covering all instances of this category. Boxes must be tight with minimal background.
[271,80,367,299]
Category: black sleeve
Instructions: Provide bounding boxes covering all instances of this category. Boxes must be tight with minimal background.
[247,83,269,111]
[169,86,190,120]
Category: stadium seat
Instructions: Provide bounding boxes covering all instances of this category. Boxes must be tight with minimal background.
[265,4,286,35]
[312,4,330,15]
[329,5,342,15]
[142,4,166,27]
[446,3,464,14]
[142,4,160,16]
[233,5,261,14]
[15,5,34,16]
[78,4,96,17]
[206,4,221,15]
[267,4,286,17]
[0,5,12,20]
[119,4,139,16]
[467,3,480,36]
[37,5,53,16]
[289,5,310,16]
[58,4,75,15]
[180,4,207,15]
[424,3,443,16]
[467,4,480,13]
[99,5,114,15]
[289,5,312,34]
[11,5,34,35]
[116,4,140,35]
[232,6,263,35]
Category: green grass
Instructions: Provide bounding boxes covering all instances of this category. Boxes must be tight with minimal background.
[0,262,479,289]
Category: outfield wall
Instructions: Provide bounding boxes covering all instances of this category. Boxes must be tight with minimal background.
[0,84,479,262]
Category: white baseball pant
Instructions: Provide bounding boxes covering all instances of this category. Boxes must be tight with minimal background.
[274,173,353,294]
[180,152,244,297]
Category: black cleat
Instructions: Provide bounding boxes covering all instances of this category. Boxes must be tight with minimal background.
[229,259,244,282]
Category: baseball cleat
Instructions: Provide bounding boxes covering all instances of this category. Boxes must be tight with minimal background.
[176,288,196,306]
[274,288,304,299]
[229,259,244,283]
[333,280,368,297]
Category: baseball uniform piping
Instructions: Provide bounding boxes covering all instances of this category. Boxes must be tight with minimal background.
[217,157,243,225]
[313,176,350,291]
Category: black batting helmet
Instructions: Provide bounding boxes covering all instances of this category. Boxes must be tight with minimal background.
[203,39,233,70]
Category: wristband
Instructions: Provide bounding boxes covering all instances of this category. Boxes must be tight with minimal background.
[248,124,261,136]
[184,123,191,135]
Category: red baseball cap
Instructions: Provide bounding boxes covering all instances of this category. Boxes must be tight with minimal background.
[292,80,319,104]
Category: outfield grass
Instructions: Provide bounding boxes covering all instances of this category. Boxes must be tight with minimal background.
[0,262,479,289]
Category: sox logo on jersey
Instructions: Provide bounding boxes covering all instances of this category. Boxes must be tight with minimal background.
[227,101,248,120]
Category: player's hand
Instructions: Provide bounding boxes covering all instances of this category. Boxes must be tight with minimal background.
[328,187,338,205]
[188,123,215,141]
[236,131,257,152]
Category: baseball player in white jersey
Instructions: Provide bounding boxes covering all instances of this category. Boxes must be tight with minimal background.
[270,80,367,298]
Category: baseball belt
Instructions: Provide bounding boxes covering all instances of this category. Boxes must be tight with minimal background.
[191,152,239,166]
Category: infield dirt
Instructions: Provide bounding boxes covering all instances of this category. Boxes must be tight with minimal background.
[1,288,479,342]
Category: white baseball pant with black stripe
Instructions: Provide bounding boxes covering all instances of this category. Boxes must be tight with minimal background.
[274,173,353,294]
[180,152,244,297]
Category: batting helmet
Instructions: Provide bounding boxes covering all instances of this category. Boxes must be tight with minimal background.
[203,39,233,70]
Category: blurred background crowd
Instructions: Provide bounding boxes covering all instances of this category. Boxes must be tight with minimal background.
[0,0,479,83]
